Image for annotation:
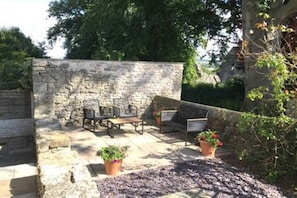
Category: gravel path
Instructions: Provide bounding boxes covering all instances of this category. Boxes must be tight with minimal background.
[96,158,289,198]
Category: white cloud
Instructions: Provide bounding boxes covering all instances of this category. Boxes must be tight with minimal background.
[0,0,66,58]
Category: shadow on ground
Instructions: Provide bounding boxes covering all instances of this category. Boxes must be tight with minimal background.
[0,136,36,167]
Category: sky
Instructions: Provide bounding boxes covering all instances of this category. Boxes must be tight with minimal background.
[0,0,66,58]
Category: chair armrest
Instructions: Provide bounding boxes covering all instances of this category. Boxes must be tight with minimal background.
[187,118,208,122]
[186,118,208,132]
[160,110,178,121]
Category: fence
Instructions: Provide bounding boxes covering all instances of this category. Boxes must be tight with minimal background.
[0,90,33,140]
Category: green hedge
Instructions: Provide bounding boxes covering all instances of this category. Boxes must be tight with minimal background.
[181,78,244,111]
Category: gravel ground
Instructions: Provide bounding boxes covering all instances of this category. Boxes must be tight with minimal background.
[96,158,290,198]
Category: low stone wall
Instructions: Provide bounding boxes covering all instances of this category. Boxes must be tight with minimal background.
[152,96,242,149]
[36,131,100,198]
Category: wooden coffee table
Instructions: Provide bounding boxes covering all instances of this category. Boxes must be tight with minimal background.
[107,117,144,138]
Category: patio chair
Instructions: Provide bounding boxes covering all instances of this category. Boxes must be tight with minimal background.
[112,98,138,118]
[82,99,112,132]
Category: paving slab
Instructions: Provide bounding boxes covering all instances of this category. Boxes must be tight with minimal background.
[159,188,211,198]
[0,137,37,198]
[65,119,230,183]
[0,119,230,198]
[0,164,37,198]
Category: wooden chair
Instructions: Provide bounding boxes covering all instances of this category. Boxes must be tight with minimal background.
[82,99,112,132]
[112,98,138,118]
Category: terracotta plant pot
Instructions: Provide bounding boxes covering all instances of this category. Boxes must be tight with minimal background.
[199,140,216,158]
[155,117,161,125]
[104,160,122,175]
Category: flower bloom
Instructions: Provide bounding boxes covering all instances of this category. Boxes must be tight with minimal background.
[211,133,219,139]
[113,160,119,163]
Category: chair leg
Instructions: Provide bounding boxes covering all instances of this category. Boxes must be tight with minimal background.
[92,119,96,132]
[185,132,188,146]
[82,118,86,129]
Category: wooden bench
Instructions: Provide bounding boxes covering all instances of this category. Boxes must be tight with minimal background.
[159,104,208,146]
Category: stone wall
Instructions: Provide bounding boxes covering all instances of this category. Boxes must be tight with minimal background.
[32,58,183,133]
[33,59,183,197]
[36,131,100,198]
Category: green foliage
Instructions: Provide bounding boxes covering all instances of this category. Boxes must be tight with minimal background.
[47,0,241,83]
[196,130,223,148]
[181,77,244,111]
[182,51,199,85]
[238,113,297,182]
[0,59,33,90]
[257,0,274,12]
[97,145,129,162]
[152,110,161,118]
[265,170,287,183]
[247,52,290,116]
[0,27,45,90]
[238,11,297,184]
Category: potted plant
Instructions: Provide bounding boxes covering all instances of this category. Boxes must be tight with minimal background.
[96,145,129,175]
[153,110,161,125]
[196,130,223,158]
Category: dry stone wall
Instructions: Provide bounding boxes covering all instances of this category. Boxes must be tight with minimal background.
[32,58,183,133]
[36,131,100,198]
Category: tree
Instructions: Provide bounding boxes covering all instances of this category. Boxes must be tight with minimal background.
[47,0,241,84]
[237,0,297,185]
[0,27,46,89]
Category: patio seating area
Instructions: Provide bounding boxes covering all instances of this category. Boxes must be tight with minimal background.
[66,119,230,179]
[0,119,289,197]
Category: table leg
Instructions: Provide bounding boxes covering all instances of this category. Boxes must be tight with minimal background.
[134,121,143,135]
[107,120,114,138]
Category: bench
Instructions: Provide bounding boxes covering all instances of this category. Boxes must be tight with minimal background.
[159,104,208,146]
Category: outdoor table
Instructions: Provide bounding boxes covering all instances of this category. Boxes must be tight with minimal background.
[107,117,144,138]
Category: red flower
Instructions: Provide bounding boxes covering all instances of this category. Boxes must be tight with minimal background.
[211,133,219,139]
[196,130,223,148]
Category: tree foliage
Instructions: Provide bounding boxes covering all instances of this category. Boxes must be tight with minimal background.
[0,27,46,89]
[47,0,241,84]
[238,10,297,185]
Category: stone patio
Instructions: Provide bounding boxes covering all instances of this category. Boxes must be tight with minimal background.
[0,119,230,197]
[65,119,230,179]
